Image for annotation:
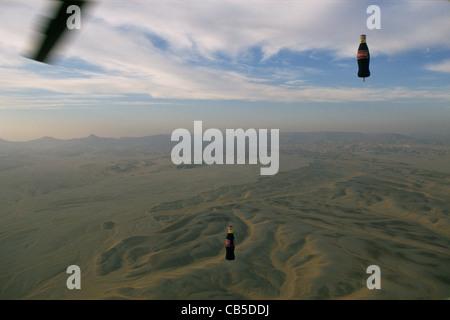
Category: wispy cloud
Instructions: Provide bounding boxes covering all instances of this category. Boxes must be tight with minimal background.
[425,59,450,73]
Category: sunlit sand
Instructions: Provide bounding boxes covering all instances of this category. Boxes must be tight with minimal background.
[0,133,448,299]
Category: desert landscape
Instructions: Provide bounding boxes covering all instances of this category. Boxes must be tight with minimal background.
[0,132,449,299]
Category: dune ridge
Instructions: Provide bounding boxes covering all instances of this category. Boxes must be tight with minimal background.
[0,134,449,299]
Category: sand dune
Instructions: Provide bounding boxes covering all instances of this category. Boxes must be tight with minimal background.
[0,133,449,299]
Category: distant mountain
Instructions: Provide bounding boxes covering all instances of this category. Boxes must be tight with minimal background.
[26,136,67,147]
[408,133,450,142]
[31,136,59,142]
[0,134,174,156]
[0,132,447,154]
[280,132,424,145]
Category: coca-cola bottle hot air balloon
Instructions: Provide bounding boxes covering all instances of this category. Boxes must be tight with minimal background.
[225,225,235,261]
[357,34,370,82]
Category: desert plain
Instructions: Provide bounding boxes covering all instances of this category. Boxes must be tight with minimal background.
[0,132,449,299]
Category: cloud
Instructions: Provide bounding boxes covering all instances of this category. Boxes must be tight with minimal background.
[425,59,450,73]
[0,1,449,107]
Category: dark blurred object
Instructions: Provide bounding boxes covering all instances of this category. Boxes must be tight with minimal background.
[225,225,235,261]
[28,0,90,64]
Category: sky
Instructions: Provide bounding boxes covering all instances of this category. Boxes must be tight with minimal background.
[0,0,449,141]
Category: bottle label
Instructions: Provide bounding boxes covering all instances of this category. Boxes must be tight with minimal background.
[225,239,235,247]
[357,50,369,59]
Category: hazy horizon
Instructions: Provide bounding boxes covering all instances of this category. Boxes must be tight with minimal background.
[2,127,450,143]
